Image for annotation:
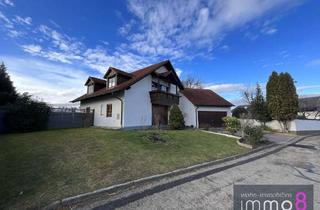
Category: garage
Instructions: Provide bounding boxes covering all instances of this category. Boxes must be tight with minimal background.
[198,111,227,128]
[180,88,233,128]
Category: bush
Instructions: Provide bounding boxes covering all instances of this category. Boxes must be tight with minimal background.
[4,93,51,132]
[222,116,240,134]
[243,125,263,145]
[168,104,185,129]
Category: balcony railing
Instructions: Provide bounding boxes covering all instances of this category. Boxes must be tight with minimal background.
[149,90,179,106]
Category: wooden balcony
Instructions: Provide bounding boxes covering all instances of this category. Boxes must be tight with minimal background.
[149,90,179,106]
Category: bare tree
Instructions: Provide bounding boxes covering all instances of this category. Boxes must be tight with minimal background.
[182,76,203,88]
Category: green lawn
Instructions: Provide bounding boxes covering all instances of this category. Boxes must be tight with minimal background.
[0,128,249,209]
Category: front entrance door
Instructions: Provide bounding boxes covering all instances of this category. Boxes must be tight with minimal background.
[152,105,168,126]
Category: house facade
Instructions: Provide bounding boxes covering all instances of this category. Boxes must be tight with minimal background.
[72,60,233,129]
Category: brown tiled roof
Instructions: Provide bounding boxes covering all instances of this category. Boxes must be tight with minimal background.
[72,60,183,102]
[84,76,106,85]
[299,96,320,111]
[180,88,233,107]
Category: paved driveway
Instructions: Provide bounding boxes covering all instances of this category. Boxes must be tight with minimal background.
[116,135,320,210]
[263,132,297,144]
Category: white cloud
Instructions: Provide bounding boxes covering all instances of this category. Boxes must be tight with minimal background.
[0,11,26,38]
[262,27,278,35]
[21,44,42,54]
[220,45,230,51]
[4,0,13,6]
[124,0,301,58]
[17,24,152,73]
[118,20,134,36]
[14,15,32,25]
[38,25,83,53]
[307,58,320,67]
[7,29,22,37]
[297,85,320,91]
[0,11,13,28]
[205,83,246,93]
[1,0,14,6]
[175,68,183,77]
[3,56,88,103]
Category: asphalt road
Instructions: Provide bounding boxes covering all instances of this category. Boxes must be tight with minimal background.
[116,135,320,210]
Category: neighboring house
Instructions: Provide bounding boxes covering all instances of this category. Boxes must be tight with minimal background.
[298,96,320,119]
[72,60,233,129]
[231,105,250,118]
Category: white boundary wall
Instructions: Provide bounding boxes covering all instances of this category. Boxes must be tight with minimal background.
[240,119,320,133]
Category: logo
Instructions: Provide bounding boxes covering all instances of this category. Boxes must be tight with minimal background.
[233,185,313,210]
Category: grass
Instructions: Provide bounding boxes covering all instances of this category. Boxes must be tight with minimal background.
[0,128,249,209]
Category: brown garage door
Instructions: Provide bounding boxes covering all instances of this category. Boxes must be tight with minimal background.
[198,111,227,128]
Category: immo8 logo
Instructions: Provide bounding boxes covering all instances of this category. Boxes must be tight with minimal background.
[240,192,307,210]
[234,185,313,210]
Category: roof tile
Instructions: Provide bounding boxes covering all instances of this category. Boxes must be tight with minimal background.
[181,88,233,107]
[72,60,182,102]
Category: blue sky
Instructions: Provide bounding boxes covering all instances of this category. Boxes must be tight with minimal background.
[0,0,320,104]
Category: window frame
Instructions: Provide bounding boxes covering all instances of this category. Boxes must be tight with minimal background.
[87,85,94,94]
[100,104,104,116]
[106,104,112,117]
[108,76,116,88]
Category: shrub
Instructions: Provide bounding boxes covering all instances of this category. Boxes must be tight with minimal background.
[222,116,240,134]
[4,93,51,132]
[168,104,185,129]
[243,125,263,145]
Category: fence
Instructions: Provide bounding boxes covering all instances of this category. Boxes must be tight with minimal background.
[0,107,94,134]
[47,108,94,129]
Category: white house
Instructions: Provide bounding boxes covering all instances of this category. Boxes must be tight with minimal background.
[72,60,233,129]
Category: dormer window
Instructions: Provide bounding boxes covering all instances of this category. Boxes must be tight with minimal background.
[108,77,116,88]
[87,84,94,94]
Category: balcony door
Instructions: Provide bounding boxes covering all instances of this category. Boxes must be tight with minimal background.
[152,105,168,126]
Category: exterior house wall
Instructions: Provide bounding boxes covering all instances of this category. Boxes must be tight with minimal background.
[123,75,152,128]
[80,93,123,128]
[179,94,196,127]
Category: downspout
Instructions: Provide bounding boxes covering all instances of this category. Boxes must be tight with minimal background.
[114,95,123,128]
[195,106,199,128]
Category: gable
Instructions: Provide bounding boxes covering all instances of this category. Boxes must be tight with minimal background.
[155,66,169,74]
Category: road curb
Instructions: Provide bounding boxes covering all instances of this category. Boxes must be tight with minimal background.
[46,134,314,210]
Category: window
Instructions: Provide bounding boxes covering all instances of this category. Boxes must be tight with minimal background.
[87,85,94,94]
[108,77,116,88]
[100,104,104,116]
[161,85,169,92]
[106,104,112,117]
[152,81,159,90]
[152,81,169,92]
